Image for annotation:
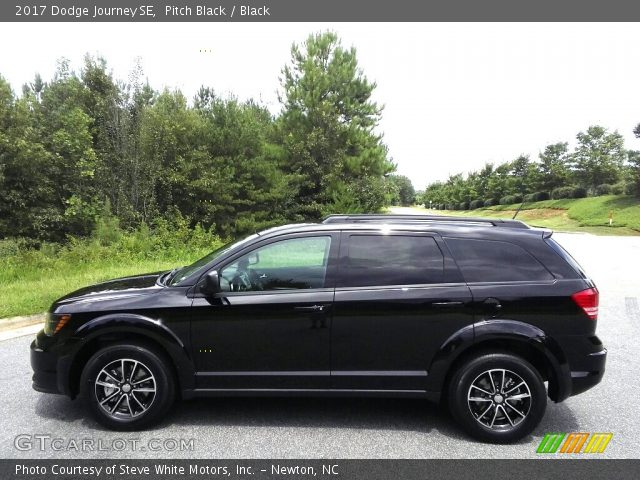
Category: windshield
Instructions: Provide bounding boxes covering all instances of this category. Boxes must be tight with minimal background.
[168,234,259,285]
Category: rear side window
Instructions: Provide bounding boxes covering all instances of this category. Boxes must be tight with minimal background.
[545,237,588,279]
[343,235,444,287]
[444,237,553,283]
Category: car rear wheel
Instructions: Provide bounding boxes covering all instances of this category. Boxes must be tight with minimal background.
[448,352,547,443]
[80,343,175,430]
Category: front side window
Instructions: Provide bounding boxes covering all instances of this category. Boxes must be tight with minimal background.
[343,235,444,287]
[220,236,332,292]
[444,237,554,282]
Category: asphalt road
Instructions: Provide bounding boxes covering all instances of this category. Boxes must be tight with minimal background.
[1,233,639,459]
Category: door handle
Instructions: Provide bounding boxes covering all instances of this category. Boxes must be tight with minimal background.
[432,301,464,307]
[294,305,328,312]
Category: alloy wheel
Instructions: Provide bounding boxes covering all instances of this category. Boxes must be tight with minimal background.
[467,368,532,430]
[94,358,157,419]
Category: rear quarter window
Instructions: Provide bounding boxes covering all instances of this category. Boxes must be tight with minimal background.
[444,237,554,283]
[545,237,588,279]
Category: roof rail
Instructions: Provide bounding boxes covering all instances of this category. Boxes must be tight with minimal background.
[321,214,530,229]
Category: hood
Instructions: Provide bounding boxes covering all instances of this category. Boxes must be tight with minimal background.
[53,272,166,308]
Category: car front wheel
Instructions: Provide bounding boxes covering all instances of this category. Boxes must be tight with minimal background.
[80,343,176,430]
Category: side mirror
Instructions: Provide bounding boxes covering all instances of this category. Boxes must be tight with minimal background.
[202,270,221,296]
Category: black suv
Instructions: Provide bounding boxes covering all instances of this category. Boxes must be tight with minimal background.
[30,215,606,442]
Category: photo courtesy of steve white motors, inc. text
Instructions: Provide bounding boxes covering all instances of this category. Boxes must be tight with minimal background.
[15,462,338,477]
[14,3,272,18]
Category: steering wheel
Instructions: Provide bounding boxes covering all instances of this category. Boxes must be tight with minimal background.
[226,259,264,292]
[229,271,252,292]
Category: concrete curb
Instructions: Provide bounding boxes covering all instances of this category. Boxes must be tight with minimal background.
[0,313,45,333]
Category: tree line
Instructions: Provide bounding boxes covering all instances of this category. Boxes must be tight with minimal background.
[420,125,640,210]
[0,32,417,244]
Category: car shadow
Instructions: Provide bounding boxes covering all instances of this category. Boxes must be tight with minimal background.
[34,394,583,446]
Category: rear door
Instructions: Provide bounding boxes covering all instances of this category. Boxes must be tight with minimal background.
[443,237,574,334]
[330,231,473,391]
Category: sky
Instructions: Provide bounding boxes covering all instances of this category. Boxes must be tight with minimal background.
[1,22,640,189]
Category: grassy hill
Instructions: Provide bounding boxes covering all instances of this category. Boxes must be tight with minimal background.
[396,195,640,236]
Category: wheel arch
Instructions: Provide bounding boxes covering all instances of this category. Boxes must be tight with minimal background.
[429,319,571,403]
[63,314,195,398]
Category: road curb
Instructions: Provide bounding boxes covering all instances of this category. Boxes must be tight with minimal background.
[0,313,45,333]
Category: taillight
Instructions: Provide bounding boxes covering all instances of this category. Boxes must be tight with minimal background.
[571,288,599,320]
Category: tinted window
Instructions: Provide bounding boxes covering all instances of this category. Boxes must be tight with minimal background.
[343,235,444,287]
[220,236,331,292]
[445,237,553,283]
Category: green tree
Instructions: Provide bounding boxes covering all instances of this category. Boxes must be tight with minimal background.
[510,155,533,195]
[628,124,640,197]
[386,174,416,206]
[278,31,394,218]
[473,163,494,200]
[192,94,291,235]
[627,150,640,197]
[571,126,625,193]
[486,163,511,200]
[1,68,97,240]
[538,142,570,192]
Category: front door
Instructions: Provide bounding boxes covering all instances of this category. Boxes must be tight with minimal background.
[190,233,338,391]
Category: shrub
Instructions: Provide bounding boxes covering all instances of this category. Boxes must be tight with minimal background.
[573,186,587,198]
[551,186,575,199]
[611,182,625,195]
[459,201,470,210]
[499,195,516,205]
[624,181,638,196]
[533,191,550,201]
[484,198,498,207]
[469,199,484,209]
[595,184,612,196]
[92,213,121,246]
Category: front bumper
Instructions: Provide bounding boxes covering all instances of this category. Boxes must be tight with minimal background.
[30,339,61,394]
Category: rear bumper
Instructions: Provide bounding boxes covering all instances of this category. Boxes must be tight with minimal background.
[549,334,606,402]
[569,348,607,397]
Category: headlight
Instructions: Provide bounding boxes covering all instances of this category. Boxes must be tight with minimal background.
[44,313,71,336]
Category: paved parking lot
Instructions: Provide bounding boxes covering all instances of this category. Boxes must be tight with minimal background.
[1,233,639,459]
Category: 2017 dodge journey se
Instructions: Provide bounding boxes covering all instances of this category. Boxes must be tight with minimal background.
[30,214,607,442]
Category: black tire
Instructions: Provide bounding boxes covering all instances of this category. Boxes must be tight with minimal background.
[80,342,176,430]
[448,352,546,443]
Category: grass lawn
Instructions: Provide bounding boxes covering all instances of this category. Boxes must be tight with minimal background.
[0,259,196,319]
[0,236,216,319]
[393,195,640,236]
